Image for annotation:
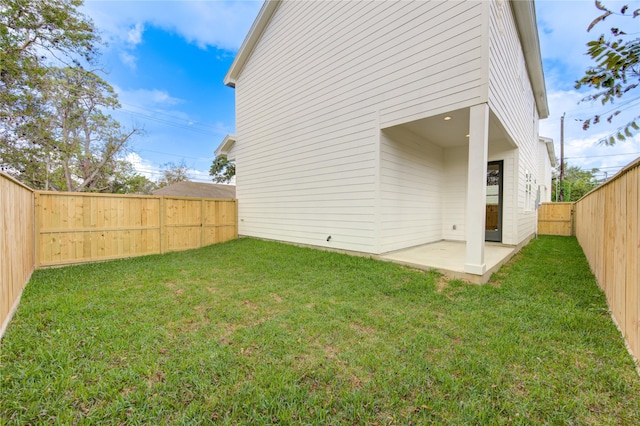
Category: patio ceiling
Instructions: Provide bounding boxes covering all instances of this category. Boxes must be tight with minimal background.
[388,107,514,151]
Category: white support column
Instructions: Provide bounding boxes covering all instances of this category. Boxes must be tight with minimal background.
[465,103,489,275]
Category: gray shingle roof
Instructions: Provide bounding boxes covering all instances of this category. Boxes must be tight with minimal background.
[152,181,235,198]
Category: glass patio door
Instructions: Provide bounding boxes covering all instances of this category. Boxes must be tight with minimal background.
[485,161,503,242]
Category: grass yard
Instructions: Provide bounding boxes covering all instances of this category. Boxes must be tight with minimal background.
[1,236,639,424]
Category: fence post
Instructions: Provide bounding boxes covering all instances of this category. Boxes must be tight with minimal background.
[200,198,205,248]
[33,192,41,269]
[159,196,165,254]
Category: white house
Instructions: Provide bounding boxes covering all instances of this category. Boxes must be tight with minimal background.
[217,0,555,278]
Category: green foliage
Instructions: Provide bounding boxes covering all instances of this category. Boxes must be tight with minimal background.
[2,67,142,191]
[575,1,640,145]
[156,160,190,188]
[115,174,157,194]
[0,1,145,192]
[553,165,601,202]
[1,0,99,134]
[209,154,235,183]
[2,237,640,423]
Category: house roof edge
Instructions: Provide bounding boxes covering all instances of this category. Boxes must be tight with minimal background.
[224,0,281,88]
[511,0,549,119]
[215,134,237,157]
[539,136,556,167]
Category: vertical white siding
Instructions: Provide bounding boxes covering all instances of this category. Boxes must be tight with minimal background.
[442,147,468,241]
[488,0,541,244]
[379,128,443,253]
[234,0,487,253]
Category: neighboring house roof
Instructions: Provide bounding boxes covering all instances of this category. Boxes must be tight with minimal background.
[539,136,557,167]
[152,181,236,198]
[224,0,549,119]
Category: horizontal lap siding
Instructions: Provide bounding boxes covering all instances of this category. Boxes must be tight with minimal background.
[538,141,553,202]
[377,1,486,126]
[488,0,539,243]
[380,129,443,252]
[442,147,468,241]
[235,0,486,253]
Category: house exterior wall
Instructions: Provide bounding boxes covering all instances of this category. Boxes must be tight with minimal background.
[233,0,489,253]
[442,147,468,241]
[537,141,554,203]
[379,128,444,253]
[488,0,541,244]
[374,1,488,128]
[229,0,547,256]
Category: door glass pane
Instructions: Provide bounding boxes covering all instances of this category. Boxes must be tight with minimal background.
[486,164,500,232]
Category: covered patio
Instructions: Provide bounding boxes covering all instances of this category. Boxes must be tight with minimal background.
[377,239,524,284]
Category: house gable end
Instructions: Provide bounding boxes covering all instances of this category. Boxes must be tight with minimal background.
[224,0,281,87]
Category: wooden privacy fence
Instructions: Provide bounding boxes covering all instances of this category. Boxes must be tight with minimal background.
[36,192,237,267]
[538,202,575,236]
[0,174,35,337]
[575,158,639,362]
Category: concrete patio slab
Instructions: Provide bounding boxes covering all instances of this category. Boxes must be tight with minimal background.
[377,240,520,284]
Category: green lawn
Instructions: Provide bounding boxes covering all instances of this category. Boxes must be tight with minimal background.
[1,236,639,424]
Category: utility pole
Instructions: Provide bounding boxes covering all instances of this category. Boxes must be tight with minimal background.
[559,113,565,202]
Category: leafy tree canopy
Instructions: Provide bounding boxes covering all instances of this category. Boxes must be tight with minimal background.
[209,155,235,183]
[575,1,640,145]
[553,164,601,202]
[1,0,146,193]
[1,0,99,129]
[156,160,190,188]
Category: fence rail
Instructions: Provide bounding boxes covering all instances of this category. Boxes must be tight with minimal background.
[538,202,575,236]
[1,177,237,339]
[575,158,639,362]
[35,192,237,267]
[0,174,35,337]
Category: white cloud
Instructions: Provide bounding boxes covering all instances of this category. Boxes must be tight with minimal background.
[540,86,640,177]
[536,0,640,177]
[127,22,144,45]
[125,152,160,179]
[114,85,183,107]
[537,0,640,81]
[83,1,262,52]
[119,51,137,70]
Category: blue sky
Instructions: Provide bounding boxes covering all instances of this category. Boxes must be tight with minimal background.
[82,0,640,184]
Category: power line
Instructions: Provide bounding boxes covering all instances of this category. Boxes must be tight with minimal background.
[135,169,214,183]
[120,109,217,136]
[565,152,640,160]
[135,149,213,162]
[120,102,225,132]
[564,96,640,120]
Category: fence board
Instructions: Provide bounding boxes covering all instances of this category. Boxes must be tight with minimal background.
[576,157,640,363]
[626,167,639,358]
[0,174,34,339]
[35,192,237,267]
[538,202,575,236]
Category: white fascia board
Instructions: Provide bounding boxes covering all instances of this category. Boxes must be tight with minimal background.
[215,134,237,158]
[224,0,281,88]
[511,0,549,119]
[539,136,556,167]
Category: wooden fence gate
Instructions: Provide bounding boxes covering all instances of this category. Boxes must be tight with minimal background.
[538,202,575,236]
